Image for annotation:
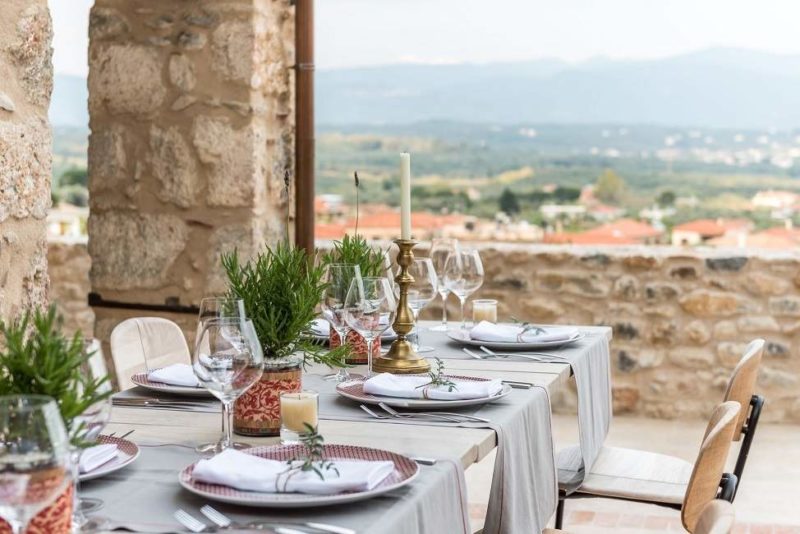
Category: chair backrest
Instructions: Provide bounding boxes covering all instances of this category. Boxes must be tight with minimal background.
[682,401,740,532]
[723,339,764,440]
[109,317,191,389]
[694,500,735,534]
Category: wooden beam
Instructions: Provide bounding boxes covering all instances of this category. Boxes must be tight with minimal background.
[294,0,315,254]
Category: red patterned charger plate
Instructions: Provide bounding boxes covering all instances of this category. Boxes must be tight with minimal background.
[80,434,140,482]
[130,370,214,397]
[179,444,419,508]
[336,375,512,409]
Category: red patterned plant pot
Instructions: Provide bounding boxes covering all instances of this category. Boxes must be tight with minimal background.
[0,483,73,534]
[234,361,302,437]
[330,330,380,365]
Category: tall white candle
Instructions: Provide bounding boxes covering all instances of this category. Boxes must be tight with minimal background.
[400,152,412,240]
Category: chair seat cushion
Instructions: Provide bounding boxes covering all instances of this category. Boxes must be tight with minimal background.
[557,445,693,505]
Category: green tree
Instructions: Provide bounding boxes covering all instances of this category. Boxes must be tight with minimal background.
[60,167,88,187]
[595,169,626,205]
[498,188,520,216]
[656,190,676,207]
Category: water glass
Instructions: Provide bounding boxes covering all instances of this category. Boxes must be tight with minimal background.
[408,257,438,352]
[279,391,319,444]
[321,264,363,382]
[443,249,484,330]
[0,395,73,534]
[344,277,396,376]
[429,238,459,331]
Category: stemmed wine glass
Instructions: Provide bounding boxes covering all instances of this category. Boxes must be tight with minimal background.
[429,238,459,332]
[0,395,73,534]
[193,319,263,453]
[344,277,396,377]
[443,248,485,331]
[71,340,112,528]
[407,258,438,353]
[320,263,363,382]
[195,297,248,454]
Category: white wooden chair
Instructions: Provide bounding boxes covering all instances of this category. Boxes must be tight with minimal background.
[109,317,191,389]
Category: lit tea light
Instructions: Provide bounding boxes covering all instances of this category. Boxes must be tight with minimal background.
[472,299,498,324]
[280,390,319,444]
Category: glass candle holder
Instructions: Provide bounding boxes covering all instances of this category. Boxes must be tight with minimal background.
[472,299,498,324]
[280,390,319,444]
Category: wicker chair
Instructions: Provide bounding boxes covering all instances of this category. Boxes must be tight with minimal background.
[109,317,191,389]
[555,401,741,532]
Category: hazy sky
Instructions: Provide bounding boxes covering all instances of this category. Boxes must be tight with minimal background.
[53,0,800,76]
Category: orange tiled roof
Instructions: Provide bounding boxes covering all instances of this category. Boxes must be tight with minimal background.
[544,218,660,245]
[673,218,751,237]
[315,211,466,240]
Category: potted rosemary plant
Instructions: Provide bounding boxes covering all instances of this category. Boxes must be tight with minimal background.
[222,243,347,437]
[0,306,112,534]
[321,171,391,363]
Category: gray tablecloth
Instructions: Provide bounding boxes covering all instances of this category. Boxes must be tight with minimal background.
[419,325,613,490]
[82,444,470,534]
[307,372,558,534]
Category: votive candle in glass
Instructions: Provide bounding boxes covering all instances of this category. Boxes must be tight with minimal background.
[472,299,498,324]
[280,390,319,444]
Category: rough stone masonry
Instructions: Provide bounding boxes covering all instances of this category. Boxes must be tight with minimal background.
[0,0,52,322]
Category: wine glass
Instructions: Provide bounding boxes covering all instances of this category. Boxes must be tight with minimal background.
[193,319,263,453]
[0,395,73,534]
[408,258,438,352]
[344,277,396,377]
[429,238,459,332]
[443,249,484,331]
[195,297,247,454]
[71,340,112,527]
[320,263,363,382]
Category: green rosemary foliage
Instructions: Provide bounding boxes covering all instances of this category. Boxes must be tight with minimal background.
[0,306,112,445]
[416,357,457,392]
[222,243,348,367]
[322,233,386,278]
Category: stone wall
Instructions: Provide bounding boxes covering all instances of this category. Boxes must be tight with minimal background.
[0,0,52,321]
[87,0,295,354]
[426,244,800,423]
[47,239,94,337]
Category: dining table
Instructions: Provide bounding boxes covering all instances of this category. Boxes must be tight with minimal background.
[84,321,612,534]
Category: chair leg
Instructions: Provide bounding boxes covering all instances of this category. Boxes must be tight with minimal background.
[555,497,565,529]
[733,394,763,500]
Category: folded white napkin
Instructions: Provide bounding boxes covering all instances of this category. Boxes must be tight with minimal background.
[192,449,395,495]
[311,318,330,336]
[469,321,579,343]
[363,372,503,401]
[80,444,119,473]
[147,363,199,387]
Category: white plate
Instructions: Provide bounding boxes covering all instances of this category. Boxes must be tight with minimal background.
[80,435,140,482]
[130,371,214,397]
[446,328,584,350]
[179,444,419,508]
[336,376,512,409]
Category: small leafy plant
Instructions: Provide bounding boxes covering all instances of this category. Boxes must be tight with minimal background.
[223,242,348,368]
[416,357,457,392]
[0,306,112,445]
[276,423,339,491]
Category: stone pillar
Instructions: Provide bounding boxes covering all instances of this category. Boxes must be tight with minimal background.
[87,0,295,348]
[0,1,52,321]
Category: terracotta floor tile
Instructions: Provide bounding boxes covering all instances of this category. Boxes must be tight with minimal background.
[568,510,596,525]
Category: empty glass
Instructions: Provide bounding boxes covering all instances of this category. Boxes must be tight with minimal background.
[0,395,73,534]
[344,277,396,377]
[429,238,459,331]
[195,297,247,454]
[443,249,485,330]
[193,319,264,452]
[320,264,363,382]
[408,258,438,352]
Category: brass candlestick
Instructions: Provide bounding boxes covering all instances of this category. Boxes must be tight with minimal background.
[371,239,431,374]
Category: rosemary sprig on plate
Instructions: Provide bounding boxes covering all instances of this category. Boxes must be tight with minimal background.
[415,357,457,392]
[278,423,339,490]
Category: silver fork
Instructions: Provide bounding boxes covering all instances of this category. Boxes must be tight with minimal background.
[376,403,468,423]
[480,346,568,360]
[378,402,491,423]
[361,404,463,424]
[200,504,355,534]
[174,509,210,533]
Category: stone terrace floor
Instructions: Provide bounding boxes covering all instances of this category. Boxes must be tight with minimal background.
[466,414,800,533]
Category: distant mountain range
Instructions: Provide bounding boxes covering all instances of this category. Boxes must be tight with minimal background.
[52,48,800,129]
